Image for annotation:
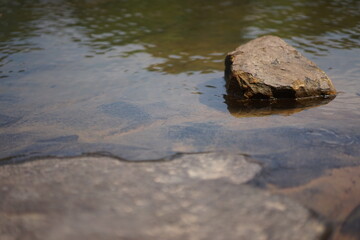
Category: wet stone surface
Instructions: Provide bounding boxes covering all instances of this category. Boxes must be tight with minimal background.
[0,153,327,240]
[271,166,360,240]
[225,35,336,99]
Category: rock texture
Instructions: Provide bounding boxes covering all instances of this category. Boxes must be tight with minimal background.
[225,35,336,99]
[0,153,327,240]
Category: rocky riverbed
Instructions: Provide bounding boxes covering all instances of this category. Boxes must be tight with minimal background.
[0,153,328,240]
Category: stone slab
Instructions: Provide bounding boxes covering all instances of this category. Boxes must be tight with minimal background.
[0,153,326,240]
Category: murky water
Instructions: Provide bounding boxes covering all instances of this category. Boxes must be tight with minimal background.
[1,0,360,238]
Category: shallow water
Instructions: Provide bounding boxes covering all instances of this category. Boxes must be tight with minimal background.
[0,0,360,238]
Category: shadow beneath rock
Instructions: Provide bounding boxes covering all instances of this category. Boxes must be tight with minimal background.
[225,95,336,118]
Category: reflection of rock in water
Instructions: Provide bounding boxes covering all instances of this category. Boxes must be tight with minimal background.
[225,95,335,117]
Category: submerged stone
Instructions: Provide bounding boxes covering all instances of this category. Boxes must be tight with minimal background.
[225,35,336,99]
[0,154,327,240]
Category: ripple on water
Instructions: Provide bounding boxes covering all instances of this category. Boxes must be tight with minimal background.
[0,1,359,238]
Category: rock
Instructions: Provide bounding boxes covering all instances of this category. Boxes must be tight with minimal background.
[340,204,360,240]
[225,35,336,99]
[0,154,327,240]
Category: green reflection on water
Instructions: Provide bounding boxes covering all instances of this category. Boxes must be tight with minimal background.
[1,0,359,73]
[67,0,360,72]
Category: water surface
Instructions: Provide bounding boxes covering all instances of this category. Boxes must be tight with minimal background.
[1,0,360,238]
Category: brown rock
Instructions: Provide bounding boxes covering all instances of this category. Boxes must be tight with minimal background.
[225,35,336,99]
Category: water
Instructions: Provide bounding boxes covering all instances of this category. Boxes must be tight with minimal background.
[0,0,359,238]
